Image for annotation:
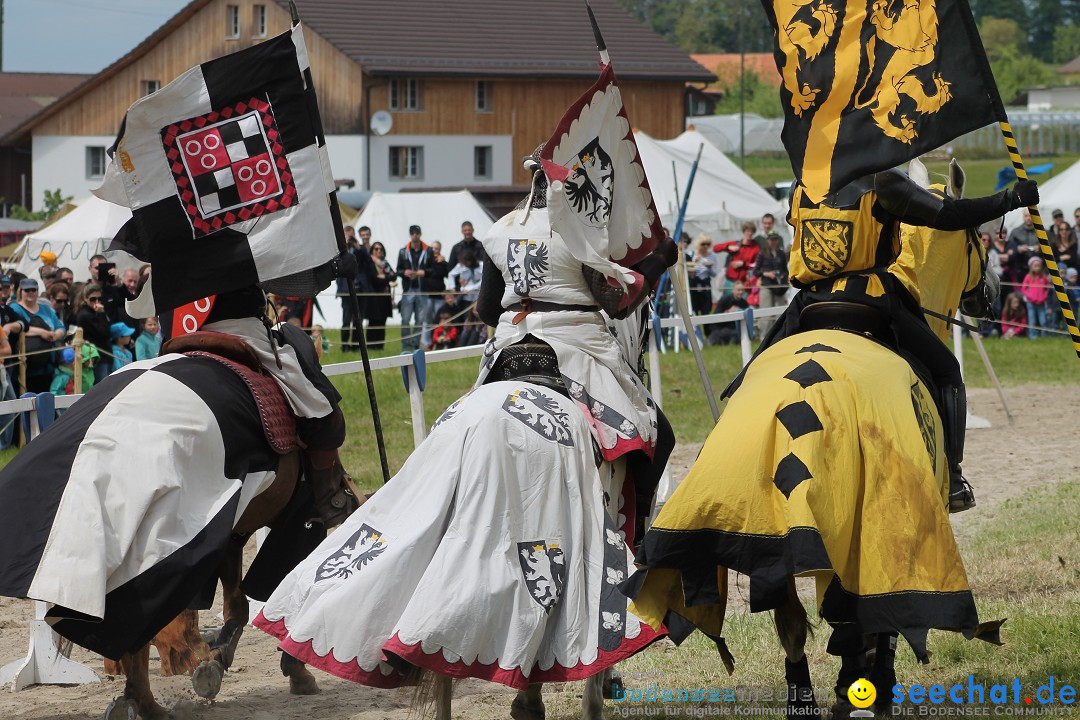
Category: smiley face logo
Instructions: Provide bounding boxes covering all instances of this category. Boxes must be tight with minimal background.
[847,678,876,709]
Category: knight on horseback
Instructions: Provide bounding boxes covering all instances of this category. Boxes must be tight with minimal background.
[151,279,361,528]
[732,171,1039,513]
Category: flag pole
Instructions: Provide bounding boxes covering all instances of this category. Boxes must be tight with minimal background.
[995,123,1080,357]
[954,0,1080,358]
[291,0,391,481]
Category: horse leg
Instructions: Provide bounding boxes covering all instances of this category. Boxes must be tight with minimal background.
[600,665,623,699]
[773,576,814,719]
[869,632,899,715]
[583,673,606,720]
[510,683,545,720]
[433,674,452,720]
[827,624,871,717]
[104,645,168,720]
[192,535,246,700]
[280,650,320,695]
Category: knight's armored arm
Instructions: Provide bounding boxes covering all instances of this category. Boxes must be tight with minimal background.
[476,260,505,327]
[583,237,678,319]
[875,169,1039,231]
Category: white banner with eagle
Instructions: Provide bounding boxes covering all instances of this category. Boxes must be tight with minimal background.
[539,27,665,312]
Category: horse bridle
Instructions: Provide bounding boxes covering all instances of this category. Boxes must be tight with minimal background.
[920,227,995,332]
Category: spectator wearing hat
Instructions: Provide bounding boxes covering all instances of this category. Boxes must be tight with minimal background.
[0,274,26,447]
[11,278,66,393]
[50,347,91,396]
[110,322,135,371]
[396,224,435,352]
[1065,267,1080,317]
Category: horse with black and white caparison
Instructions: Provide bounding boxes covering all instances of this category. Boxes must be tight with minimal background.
[254,192,676,719]
[624,159,1006,718]
[0,335,351,720]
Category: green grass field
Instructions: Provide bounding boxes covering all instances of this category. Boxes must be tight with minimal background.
[315,330,1078,493]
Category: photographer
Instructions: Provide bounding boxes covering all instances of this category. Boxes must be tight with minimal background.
[89,254,126,324]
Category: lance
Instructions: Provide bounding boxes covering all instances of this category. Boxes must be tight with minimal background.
[670,143,721,422]
[291,1,391,482]
[956,0,1080,359]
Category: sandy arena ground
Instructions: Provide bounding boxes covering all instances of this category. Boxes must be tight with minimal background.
[1,383,1077,720]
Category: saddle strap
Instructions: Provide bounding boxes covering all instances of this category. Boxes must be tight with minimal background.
[184,351,298,454]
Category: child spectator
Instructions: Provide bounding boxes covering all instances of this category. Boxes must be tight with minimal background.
[1020,257,1052,338]
[1000,292,1027,339]
[430,310,459,350]
[50,347,91,396]
[110,322,135,371]
[134,316,161,360]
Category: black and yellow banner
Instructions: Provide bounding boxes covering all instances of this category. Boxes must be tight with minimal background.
[761,0,1001,203]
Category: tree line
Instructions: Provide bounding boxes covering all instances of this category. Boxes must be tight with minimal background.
[616,0,1080,112]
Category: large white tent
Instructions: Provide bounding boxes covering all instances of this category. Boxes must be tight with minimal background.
[1001,158,1080,232]
[635,130,785,241]
[348,190,495,269]
[11,195,139,281]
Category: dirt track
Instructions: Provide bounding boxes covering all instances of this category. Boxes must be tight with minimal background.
[1,383,1076,720]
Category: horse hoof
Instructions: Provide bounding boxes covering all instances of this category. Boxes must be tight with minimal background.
[289,674,321,696]
[103,697,137,720]
[510,696,545,720]
[192,661,224,700]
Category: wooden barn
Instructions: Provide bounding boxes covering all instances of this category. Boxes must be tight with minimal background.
[2,0,713,216]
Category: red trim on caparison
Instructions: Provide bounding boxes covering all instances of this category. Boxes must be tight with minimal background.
[255,612,666,691]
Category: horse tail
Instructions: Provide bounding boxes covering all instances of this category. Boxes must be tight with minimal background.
[407,667,454,716]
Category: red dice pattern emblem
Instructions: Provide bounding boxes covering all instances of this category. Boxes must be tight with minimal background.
[162,98,297,237]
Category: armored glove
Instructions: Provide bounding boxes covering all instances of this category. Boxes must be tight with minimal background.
[330,250,358,280]
[1009,180,1039,210]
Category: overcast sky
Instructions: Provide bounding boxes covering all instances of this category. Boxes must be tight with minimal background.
[3,0,189,74]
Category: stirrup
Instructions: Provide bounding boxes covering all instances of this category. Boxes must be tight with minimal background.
[949,473,976,514]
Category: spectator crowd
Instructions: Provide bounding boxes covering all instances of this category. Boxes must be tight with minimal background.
[0,253,158,449]
[984,207,1080,339]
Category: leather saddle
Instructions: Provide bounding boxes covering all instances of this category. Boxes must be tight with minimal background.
[162,332,297,454]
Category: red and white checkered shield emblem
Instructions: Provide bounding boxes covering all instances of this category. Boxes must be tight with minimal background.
[162,97,297,237]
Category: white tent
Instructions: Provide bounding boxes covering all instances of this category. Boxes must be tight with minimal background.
[1001,158,1080,232]
[11,196,139,281]
[636,130,785,240]
[348,190,495,269]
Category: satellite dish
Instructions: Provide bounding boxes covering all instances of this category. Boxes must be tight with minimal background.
[370,111,393,136]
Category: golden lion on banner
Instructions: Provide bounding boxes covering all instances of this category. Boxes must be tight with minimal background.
[855,0,952,143]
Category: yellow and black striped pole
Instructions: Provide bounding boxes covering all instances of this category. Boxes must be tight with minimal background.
[998,121,1080,358]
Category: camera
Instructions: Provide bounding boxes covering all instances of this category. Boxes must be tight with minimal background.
[98,262,116,284]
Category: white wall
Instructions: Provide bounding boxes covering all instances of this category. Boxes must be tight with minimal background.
[1027,86,1080,111]
[32,133,513,209]
[368,134,513,191]
[32,135,117,208]
[324,135,365,191]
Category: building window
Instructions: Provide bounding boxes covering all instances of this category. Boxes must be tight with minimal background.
[86,146,107,179]
[475,81,492,112]
[389,78,421,111]
[474,146,493,180]
[389,146,423,179]
[225,4,239,39]
[141,80,161,96]
[253,4,267,37]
